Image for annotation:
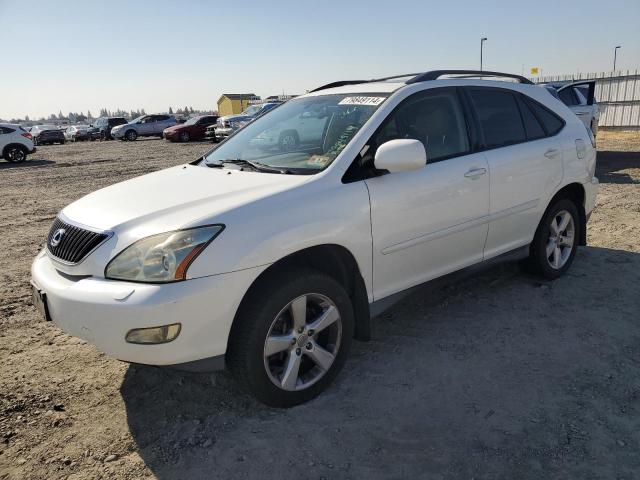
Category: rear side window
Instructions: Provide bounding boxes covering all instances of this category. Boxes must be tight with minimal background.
[155,115,169,121]
[516,96,545,140]
[558,88,579,106]
[374,89,470,162]
[468,89,526,148]
[0,127,15,134]
[524,98,565,136]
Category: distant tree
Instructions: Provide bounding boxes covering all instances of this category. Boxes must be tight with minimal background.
[25,115,30,122]
[49,114,56,121]
[168,107,173,114]
[77,112,87,122]
[86,110,93,120]
[189,107,194,114]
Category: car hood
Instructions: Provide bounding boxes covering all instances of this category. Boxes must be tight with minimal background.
[221,114,251,123]
[164,124,186,133]
[61,164,310,234]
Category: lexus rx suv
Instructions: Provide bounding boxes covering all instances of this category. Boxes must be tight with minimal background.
[111,114,177,141]
[31,70,598,407]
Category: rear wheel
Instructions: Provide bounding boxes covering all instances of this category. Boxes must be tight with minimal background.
[228,268,354,407]
[4,146,26,163]
[125,129,137,141]
[524,198,580,279]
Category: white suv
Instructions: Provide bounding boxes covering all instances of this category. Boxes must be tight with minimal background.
[31,70,599,407]
[0,123,36,162]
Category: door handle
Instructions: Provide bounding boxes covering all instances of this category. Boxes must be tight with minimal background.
[464,167,487,179]
[544,148,560,159]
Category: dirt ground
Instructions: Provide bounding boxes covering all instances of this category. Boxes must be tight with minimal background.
[1,130,639,479]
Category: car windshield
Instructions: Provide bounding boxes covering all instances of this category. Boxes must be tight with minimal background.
[240,105,262,116]
[183,117,200,126]
[130,116,145,123]
[203,94,388,173]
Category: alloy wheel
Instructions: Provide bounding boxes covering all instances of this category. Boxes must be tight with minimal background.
[263,293,342,392]
[6,147,25,162]
[546,210,575,269]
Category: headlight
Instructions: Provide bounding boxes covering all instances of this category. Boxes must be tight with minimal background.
[105,225,224,283]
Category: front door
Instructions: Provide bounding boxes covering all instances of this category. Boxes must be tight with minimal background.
[364,89,490,300]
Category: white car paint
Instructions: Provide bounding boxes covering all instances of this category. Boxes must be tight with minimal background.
[0,123,35,161]
[31,75,599,369]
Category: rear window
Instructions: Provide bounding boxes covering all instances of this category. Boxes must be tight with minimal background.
[516,96,545,140]
[468,89,526,148]
[524,98,565,136]
[558,88,579,106]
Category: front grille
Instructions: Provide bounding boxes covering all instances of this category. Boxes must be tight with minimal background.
[46,217,109,264]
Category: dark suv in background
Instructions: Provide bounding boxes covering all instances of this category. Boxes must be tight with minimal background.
[88,117,128,140]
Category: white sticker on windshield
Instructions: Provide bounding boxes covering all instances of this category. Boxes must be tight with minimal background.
[338,96,386,106]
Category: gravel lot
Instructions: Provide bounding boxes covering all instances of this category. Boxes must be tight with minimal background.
[1,132,640,479]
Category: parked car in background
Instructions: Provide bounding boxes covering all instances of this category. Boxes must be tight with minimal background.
[111,114,177,141]
[163,115,219,142]
[543,80,599,136]
[31,125,65,145]
[207,102,281,142]
[31,70,598,407]
[64,125,91,142]
[0,123,35,162]
[87,117,128,140]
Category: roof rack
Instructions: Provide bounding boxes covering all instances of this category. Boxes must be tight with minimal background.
[406,70,534,85]
[310,69,534,92]
[309,80,368,93]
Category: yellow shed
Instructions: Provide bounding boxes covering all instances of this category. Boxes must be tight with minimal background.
[217,93,260,116]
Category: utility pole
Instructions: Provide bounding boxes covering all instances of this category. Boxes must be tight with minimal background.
[480,37,488,71]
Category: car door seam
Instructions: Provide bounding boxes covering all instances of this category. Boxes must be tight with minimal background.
[381,199,539,255]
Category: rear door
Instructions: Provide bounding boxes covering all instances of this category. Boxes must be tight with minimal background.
[558,80,597,131]
[465,87,564,259]
[365,88,490,299]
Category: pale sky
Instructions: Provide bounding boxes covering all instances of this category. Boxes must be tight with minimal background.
[0,0,638,120]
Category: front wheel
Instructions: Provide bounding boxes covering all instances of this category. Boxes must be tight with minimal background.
[524,198,580,279]
[180,131,190,143]
[125,129,137,141]
[228,268,354,407]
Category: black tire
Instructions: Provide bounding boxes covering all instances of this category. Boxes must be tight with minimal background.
[3,145,27,163]
[278,130,299,152]
[523,198,580,279]
[227,267,354,407]
[125,129,137,141]
[180,131,190,143]
[60,140,65,145]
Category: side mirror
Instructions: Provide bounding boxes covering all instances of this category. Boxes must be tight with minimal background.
[374,139,426,173]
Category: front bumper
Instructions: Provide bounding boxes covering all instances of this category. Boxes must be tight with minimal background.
[214,127,234,138]
[31,252,266,368]
[111,129,125,139]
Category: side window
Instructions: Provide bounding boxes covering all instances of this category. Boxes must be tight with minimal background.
[558,88,579,106]
[524,98,565,136]
[155,115,169,121]
[516,95,545,140]
[0,127,8,135]
[373,89,470,162]
[468,89,526,149]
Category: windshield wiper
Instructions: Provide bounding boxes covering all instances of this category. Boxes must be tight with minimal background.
[217,159,290,174]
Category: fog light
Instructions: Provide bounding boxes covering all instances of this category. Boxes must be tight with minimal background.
[125,324,181,344]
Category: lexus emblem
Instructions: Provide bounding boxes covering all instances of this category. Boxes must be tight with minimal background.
[50,228,66,247]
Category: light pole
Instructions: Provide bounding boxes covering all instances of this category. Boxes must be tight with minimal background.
[613,45,621,71]
[480,37,487,71]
